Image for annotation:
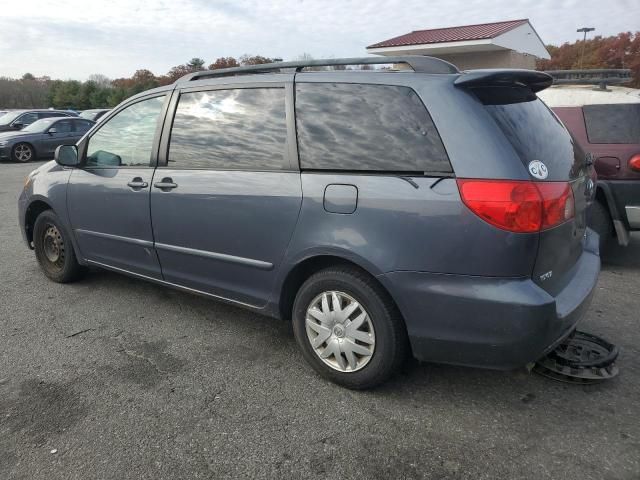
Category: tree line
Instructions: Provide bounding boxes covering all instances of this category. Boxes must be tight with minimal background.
[536,31,640,87]
[0,55,277,110]
[2,33,639,110]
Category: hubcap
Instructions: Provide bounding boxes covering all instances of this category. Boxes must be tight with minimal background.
[15,144,32,162]
[305,291,375,372]
[43,224,64,267]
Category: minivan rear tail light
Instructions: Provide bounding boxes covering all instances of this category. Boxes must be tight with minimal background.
[629,154,640,172]
[456,179,575,233]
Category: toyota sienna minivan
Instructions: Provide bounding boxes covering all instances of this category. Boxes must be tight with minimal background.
[19,56,600,389]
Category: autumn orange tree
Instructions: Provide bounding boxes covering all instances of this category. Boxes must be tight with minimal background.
[537,32,640,88]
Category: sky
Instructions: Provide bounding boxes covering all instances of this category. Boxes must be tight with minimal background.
[0,0,638,80]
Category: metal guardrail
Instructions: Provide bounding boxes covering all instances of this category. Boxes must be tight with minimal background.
[544,69,632,88]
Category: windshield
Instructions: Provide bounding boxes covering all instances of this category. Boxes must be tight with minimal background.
[79,110,97,119]
[0,111,23,126]
[21,118,56,133]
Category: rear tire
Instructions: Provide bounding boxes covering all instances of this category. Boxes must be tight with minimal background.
[589,200,613,253]
[12,143,34,163]
[33,210,84,283]
[292,266,408,389]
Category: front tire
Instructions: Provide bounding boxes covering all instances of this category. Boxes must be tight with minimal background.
[12,143,34,163]
[33,210,84,283]
[292,266,408,389]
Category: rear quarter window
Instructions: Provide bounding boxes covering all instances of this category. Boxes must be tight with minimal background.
[295,83,451,173]
[583,103,640,144]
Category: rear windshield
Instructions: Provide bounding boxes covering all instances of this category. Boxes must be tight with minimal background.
[583,103,640,144]
[485,98,585,180]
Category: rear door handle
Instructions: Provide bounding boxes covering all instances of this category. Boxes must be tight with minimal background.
[127,177,148,189]
[154,177,178,190]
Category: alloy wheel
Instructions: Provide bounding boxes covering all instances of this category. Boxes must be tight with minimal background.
[14,144,32,162]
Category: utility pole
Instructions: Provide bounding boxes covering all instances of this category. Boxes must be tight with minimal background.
[577,27,595,69]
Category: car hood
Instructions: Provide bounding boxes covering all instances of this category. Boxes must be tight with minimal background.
[0,131,36,141]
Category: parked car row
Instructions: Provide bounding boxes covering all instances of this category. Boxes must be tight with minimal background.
[0,109,77,132]
[0,108,111,162]
[19,56,600,389]
[0,117,95,162]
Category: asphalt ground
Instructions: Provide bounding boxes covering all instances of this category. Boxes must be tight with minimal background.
[1,160,639,480]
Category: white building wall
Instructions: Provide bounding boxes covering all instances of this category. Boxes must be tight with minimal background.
[436,50,537,70]
[493,23,550,59]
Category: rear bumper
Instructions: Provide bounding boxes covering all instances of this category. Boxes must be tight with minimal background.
[379,235,600,369]
[600,179,640,231]
[626,206,640,230]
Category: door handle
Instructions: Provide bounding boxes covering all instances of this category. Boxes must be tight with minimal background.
[154,177,178,190]
[127,177,149,189]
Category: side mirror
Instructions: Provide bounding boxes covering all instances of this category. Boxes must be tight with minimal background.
[54,145,79,167]
[48,127,57,135]
[11,122,23,129]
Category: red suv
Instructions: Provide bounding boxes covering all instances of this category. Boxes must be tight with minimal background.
[541,86,640,249]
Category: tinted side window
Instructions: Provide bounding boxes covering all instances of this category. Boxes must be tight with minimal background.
[168,88,288,170]
[74,120,93,133]
[86,95,165,167]
[583,104,640,144]
[295,83,451,173]
[53,120,72,133]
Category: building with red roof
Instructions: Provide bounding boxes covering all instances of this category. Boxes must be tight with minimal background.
[367,19,550,70]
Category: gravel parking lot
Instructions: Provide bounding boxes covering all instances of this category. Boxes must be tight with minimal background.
[1,160,639,480]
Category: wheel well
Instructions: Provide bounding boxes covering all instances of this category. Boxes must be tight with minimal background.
[24,200,52,247]
[278,255,399,322]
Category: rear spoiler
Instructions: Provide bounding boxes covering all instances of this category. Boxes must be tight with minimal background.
[454,69,554,93]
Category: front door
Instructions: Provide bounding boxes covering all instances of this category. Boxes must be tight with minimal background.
[67,94,168,279]
[150,85,302,307]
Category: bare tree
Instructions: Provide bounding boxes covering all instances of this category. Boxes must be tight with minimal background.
[87,74,111,88]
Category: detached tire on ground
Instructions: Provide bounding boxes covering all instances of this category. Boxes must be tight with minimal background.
[33,210,84,283]
[589,200,614,252]
[12,143,34,163]
[292,266,408,389]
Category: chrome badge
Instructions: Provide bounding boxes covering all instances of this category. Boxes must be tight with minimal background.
[540,270,553,281]
[528,160,549,180]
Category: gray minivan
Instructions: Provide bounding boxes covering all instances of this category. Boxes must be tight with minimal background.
[18,56,600,388]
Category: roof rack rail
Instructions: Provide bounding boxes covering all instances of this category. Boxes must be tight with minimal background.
[176,55,459,83]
